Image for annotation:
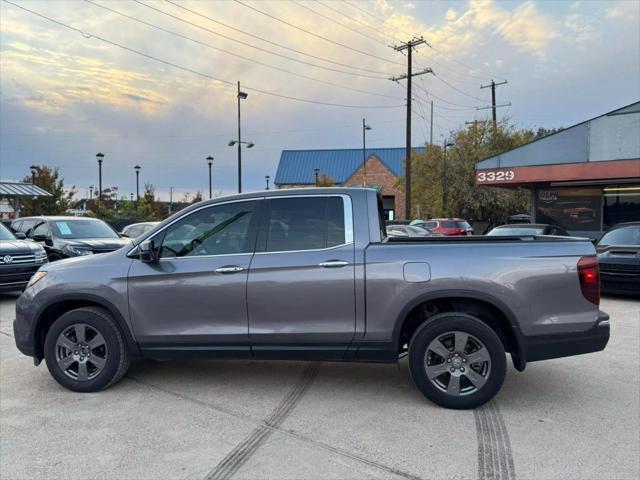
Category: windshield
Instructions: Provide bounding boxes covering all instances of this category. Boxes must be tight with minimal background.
[50,219,119,239]
[599,226,640,246]
[0,223,16,240]
[488,227,545,236]
[456,221,471,229]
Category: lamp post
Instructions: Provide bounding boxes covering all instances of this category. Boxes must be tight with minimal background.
[265,175,270,190]
[29,165,37,214]
[442,140,455,216]
[227,81,251,193]
[362,118,372,186]
[206,155,214,199]
[133,165,141,202]
[96,152,104,200]
[314,168,320,187]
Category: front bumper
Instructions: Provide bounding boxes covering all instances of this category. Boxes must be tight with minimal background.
[524,310,610,362]
[13,289,39,358]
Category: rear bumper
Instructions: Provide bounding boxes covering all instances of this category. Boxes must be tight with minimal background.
[524,311,610,362]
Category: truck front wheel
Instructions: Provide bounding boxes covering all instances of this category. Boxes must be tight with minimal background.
[408,313,506,409]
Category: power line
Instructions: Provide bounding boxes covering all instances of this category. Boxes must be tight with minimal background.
[3,0,403,109]
[86,1,401,100]
[135,1,388,80]
[432,72,487,102]
[315,0,396,44]
[291,0,389,47]
[339,0,500,82]
[161,0,389,77]
[232,0,403,66]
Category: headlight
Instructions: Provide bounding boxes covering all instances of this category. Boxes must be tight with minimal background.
[27,270,47,287]
[33,249,48,263]
[63,245,94,256]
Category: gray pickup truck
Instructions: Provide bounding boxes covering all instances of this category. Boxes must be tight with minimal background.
[14,188,609,409]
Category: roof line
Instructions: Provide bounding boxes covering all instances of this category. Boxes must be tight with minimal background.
[476,100,640,165]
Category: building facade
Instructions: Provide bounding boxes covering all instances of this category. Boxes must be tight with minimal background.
[274,148,424,220]
[475,102,640,236]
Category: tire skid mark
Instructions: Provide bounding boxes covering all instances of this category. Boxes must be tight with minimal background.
[206,363,320,480]
[474,402,516,480]
[125,373,424,480]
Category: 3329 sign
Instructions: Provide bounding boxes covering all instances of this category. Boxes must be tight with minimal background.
[476,170,515,183]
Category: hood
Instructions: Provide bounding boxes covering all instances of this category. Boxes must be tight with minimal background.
[65,238,132,249]
[0,239,44,255]
[597,246,640,264]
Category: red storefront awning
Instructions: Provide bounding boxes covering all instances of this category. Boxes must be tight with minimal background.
[475,159,640,186]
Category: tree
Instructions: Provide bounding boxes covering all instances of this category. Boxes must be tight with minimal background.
[191,190,203,203]
[405,120,557,225]
[21,165,76,215]
[317,174,336,187]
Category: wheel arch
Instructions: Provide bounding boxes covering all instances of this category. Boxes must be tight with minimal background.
[392,290,527,371]
[31,294,140,361]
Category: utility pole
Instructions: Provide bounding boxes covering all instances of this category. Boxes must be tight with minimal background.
[430,100,434,146]
[391,36,431,220]
[479,80,509,132]
[169,187,173,215]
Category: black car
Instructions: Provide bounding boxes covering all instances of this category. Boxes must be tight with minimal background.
[597,222,640,296]
[12,216,131,261]
[0,223,48,292]
[486,223,571,236]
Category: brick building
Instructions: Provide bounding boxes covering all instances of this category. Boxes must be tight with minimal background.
[274,148,424,220]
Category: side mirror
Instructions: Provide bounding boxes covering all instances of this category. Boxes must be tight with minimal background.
[590,238,598,245]
[139,239,159,263]
[32,234,48,242]
[14,232,26,240]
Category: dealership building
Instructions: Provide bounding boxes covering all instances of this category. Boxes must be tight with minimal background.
[475,101,640,237]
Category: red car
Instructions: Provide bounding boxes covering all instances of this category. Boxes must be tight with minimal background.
[414,218,474,236]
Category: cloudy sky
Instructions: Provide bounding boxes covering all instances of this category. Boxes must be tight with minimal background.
[1,0,639,200]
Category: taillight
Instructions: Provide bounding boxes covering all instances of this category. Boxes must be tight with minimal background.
[577,256,600,305]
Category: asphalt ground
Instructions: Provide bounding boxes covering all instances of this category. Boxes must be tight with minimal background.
[1,294,638,480]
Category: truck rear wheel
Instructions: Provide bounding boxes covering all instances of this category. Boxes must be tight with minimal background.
[44,307,130,392]
[408,313,506,409]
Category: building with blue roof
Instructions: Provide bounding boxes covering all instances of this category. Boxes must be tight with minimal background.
[274,147,425,220]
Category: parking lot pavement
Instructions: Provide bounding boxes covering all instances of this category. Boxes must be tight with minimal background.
[1,294,638,480]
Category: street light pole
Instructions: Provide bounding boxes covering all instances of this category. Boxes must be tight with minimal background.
[206,155,214,199]
[442,140,454,216]
[362,119,372,187]
[29,165,37,215]
[134,165,141,202]
[265,175,270,190]
[96,152,104,200]
[314,168,320,187]
[237,81,248,193]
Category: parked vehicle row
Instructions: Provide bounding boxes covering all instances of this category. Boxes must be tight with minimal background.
[595,222,640,296]
[0,223,48,292]
[10,216,131,261]
[14,188,609,409]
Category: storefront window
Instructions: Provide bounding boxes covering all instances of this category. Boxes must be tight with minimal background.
[603,185,640,229]
[535,187,602,231]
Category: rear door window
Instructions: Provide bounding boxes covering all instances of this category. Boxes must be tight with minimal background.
[264,196,347,252]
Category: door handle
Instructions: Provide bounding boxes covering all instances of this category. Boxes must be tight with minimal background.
[215,266,244,274]
[319,260,349,268]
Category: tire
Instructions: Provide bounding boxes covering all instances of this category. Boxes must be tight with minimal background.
[408,312,506,409]
[44,307,130,392]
